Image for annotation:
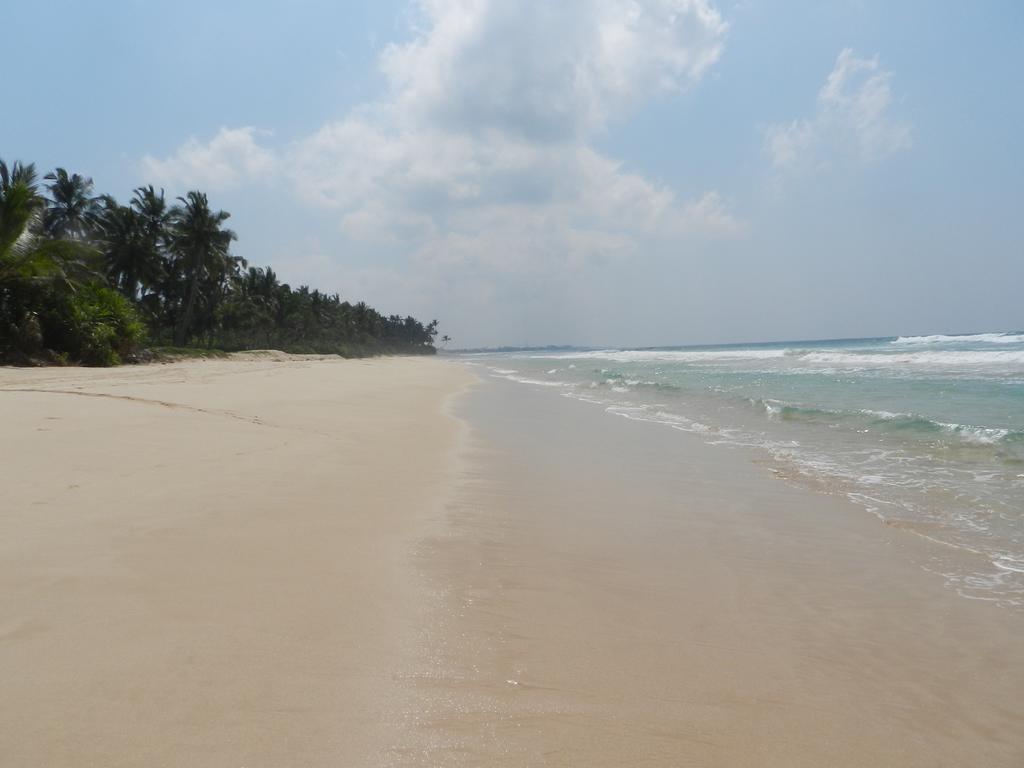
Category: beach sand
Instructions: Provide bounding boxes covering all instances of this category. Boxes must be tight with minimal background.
[2,357,1022,766]
[0,355,473,766]
[401,375,1024,766]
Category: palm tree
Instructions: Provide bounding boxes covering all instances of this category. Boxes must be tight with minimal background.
[1,159,100,354]
[43,168,102,240]
[1,160,95,290]
[131,185,170,251]
[169,191,236,345]
[95,187,172,303]
[97,197,157,300]
[0,159,38,193]
[127,185,174,323]
[0,160,43,267]
[441,334,451,348]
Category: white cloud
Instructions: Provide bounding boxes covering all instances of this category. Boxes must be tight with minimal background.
[141,1,740,344]
[766,48,912,172]
[140,126,276,190]
[380,0,727,141]
[285,0,738,271]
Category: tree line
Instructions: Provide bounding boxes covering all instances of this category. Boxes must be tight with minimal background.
[0,160,439,365]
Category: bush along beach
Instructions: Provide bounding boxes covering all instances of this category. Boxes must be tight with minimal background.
[0,160,438,365]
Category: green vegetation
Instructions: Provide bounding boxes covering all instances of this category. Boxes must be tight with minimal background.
[0,159,438,365]
[147,347,230,362]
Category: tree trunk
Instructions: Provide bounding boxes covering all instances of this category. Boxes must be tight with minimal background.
[174,269,200,346]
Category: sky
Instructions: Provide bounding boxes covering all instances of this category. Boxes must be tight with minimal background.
[3,0,1022,348]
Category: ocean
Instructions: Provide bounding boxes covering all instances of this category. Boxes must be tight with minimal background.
[463,332,1024,608]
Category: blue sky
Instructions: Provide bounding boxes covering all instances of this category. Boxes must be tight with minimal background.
[4,0,1022,347]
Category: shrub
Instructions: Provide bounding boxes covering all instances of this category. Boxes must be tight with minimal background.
[39,284,145,365]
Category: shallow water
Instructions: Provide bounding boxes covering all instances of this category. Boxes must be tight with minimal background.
[462,332,1024,607]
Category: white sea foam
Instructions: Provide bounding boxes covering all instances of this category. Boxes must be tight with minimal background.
[604,405,712,434]
[797,349,1024,369]
[892,332,1024,345]
[499,375,570,387]
[860,409,910,420]
[534,349,788,363]
[853,410,1013,445]
[993,555,1024,574]
[532,346,1024,371]
[943,424,1011,445]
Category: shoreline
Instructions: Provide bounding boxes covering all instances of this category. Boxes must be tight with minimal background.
[403,371,1024,765]
[2,357,1021,765]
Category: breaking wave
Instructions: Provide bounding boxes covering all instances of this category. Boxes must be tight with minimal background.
[754,400,1024,459]
[892,332,1024,345]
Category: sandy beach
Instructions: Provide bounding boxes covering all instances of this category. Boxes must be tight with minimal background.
[408,376,1024,766]
[0,355,473,766]
[2,356,1023,766]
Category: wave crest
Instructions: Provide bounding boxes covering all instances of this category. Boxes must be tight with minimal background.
[755,399,1024,457]
[892,332,1024,345]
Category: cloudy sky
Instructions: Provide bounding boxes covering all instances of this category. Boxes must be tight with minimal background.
[5,1,1022,347]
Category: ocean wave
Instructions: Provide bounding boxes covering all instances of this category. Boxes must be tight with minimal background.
[794,349,1024,369]
[492,372,571,387]
[892,332,1024,345]
[604,404,713,434]
[993,555,1024,574]
[482,350,1024,608]
[533,349,788,363]
[587,372,680,394]
[534,346,1024,371]
[754,399,1024,455]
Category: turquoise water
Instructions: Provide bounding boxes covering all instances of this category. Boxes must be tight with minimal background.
[467,332,1024,607]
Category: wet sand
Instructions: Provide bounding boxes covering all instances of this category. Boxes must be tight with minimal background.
[2,358,1022,766]
[400,374,1024,766]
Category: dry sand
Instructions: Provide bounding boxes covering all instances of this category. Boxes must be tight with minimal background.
[0,355,473,766]
[2,357,1023,766]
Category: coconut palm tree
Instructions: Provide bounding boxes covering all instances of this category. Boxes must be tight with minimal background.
[42,168,102,240]
[169,191,236,345]
[1,160,95,289]
[0,160,43,270]
[131,185,170,251]
[0,159,38,193]
[125,185,174,323]
[1,159,102,355]
[97,198,153,300]
[95,187,172,303]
